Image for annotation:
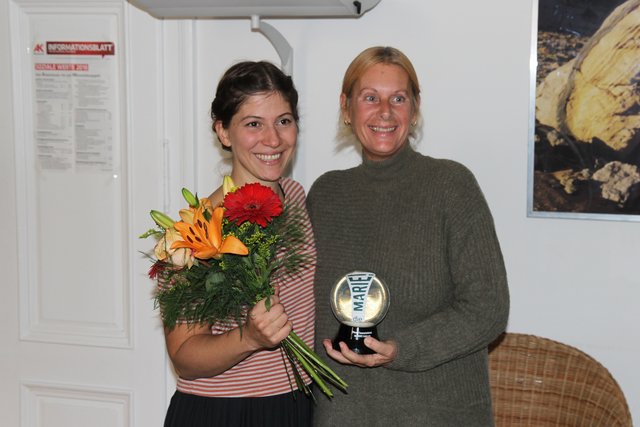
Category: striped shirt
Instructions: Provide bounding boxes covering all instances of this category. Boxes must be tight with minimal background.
[176,177,317,397]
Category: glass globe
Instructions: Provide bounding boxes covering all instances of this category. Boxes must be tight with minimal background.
[330,272,390,327]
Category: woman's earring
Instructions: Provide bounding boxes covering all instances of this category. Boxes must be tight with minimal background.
[344,120,351,126]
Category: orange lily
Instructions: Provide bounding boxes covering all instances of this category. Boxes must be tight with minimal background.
[178,198,215,225]
[172,206,248,260]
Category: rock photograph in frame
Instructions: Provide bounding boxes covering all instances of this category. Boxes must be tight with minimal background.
[529,0,640,220]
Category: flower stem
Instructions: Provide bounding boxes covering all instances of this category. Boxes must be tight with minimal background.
[287,332,348,389]
[283,332,348,398]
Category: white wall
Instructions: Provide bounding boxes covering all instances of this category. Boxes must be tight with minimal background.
[187,0,639,422]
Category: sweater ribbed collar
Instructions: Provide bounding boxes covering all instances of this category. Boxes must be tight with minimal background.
[359,142,417,180]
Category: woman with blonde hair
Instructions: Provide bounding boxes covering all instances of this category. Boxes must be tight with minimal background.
[307,46,509,426]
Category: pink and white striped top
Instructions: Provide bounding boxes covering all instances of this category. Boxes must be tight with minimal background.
[175,177,317,398]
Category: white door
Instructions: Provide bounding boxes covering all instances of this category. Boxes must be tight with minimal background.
[0,1,188,425]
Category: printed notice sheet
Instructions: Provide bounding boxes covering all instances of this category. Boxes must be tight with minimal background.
[32,41,116,172]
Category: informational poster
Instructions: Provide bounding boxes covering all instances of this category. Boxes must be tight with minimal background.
[13,6,129,351]
[32,40,116,172]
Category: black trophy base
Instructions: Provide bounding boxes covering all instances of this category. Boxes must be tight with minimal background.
[332,324,379,355]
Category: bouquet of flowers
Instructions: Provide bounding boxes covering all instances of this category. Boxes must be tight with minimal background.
[140,176,347,399]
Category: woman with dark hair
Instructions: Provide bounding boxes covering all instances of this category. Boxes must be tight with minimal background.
[163,61,315,427]
[307,46,510,426]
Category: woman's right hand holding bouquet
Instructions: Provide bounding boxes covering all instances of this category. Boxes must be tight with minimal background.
[244,295,293,352]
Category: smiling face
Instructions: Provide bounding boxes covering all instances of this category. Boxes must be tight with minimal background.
[342,63,417,161]
[215,91,297,188]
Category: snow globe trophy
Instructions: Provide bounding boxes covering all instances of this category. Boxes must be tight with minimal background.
[330,271,390,355]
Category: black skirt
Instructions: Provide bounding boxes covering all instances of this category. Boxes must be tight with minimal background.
[164,390,313,427]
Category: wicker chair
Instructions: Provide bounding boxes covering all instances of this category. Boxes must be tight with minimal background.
[488,333,632,426]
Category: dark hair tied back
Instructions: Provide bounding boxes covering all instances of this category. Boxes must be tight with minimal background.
[210,61,299,132]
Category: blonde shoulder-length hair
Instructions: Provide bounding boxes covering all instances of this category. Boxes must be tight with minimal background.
[336,46,423,150]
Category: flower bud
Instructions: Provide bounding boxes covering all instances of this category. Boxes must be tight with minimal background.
[223,175,237,196]
[182,188,199,208]
[150,210,175,229]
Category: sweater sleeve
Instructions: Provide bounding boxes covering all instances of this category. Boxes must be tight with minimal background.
[386,164,510,372]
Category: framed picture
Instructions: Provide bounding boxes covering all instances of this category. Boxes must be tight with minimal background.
[528,0,640,221]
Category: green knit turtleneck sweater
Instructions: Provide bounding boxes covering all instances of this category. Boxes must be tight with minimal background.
[307,143,509,426]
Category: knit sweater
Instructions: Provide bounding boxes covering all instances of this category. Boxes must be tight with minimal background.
[306,143,509,426]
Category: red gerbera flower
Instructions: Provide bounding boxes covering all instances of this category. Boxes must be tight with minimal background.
[223,183,283,227]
